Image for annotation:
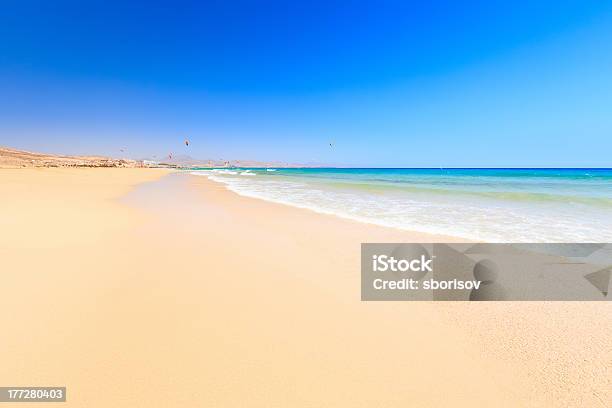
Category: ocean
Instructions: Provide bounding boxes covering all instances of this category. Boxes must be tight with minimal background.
[190,168,612,242]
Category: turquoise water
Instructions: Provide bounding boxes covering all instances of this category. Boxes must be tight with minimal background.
[191,168,612,242]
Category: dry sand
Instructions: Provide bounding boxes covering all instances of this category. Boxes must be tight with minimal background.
[0,169,609,407]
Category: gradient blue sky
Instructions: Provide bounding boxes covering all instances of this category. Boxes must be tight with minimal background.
[1,0,611,167]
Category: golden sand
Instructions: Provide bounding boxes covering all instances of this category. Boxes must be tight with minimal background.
[0,169,609,407]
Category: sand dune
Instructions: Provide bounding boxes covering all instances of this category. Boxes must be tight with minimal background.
[0,146,141,168]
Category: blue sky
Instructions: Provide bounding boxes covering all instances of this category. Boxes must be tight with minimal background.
[1,0,611,167]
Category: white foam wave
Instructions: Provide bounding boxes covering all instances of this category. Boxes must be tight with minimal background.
[217,170,240,175]
[191,171,612,242]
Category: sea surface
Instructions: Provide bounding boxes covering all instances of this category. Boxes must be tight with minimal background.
[190,168,612,242]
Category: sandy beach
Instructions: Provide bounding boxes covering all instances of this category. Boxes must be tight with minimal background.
[1,169,610,407]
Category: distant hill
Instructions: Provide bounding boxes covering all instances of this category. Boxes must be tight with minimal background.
[0,146,141,168]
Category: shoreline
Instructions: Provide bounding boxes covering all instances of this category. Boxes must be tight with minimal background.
[1,168,609,407]
[192,171,474,241]
[187,171,468,243]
